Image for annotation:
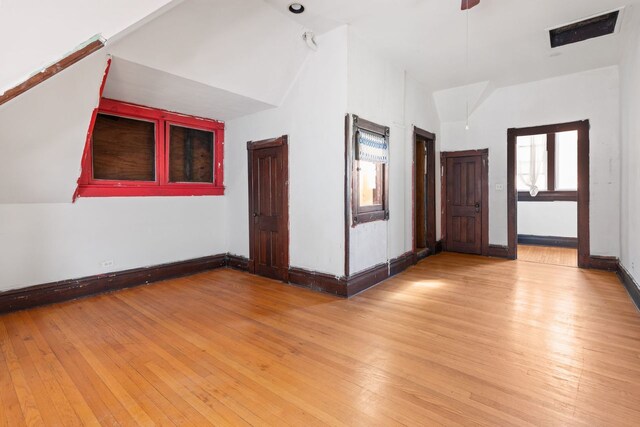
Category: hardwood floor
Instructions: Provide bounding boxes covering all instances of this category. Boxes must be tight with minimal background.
[1,253,639,425]
[518,244,578,267]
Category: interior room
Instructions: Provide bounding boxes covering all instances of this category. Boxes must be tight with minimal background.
[1,0,640,424]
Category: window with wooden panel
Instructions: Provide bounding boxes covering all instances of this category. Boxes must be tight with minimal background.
[168,125,214,183]
[92,114,156,182]
[77,99,224,198]
[351,115,389,225]
[517,127,578,202]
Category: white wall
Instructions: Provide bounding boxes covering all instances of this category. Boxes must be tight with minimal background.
[0,51,108,204]
[224,26,349,277]
[0,7,344,291]
[0,198,227,291]
[0,0,179,94]
[441,66,620,256]
[517,202,577,238]
[404,75,442,254]
[620,14,640,285]
[347,30,440,274]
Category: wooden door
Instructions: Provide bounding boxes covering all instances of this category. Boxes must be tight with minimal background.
[415,139,427,250]
[248,136,289,281]
[444,152,486,255]
[413,128,437,258]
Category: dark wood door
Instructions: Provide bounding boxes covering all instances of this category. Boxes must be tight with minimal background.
[445,155,483,254]
[248,137,289,281]
[415,140,427,250]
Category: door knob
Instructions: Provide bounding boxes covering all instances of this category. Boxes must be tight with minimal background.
[253,212,258,217]
[475,203,480,213]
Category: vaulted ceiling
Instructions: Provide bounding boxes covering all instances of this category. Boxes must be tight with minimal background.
[265,0,640,91]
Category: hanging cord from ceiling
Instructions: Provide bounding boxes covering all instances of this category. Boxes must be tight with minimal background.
[465,2,470,131]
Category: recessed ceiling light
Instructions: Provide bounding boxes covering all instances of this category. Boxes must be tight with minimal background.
[289,3,305,14]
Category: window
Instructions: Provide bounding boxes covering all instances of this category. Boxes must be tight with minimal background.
[92,114,156,182]
[77,99,224,197]
[351,115,389,225]
[516,134,548,193]
[168,125,214,183]
[517,128,578,201]
[555,131,578,190]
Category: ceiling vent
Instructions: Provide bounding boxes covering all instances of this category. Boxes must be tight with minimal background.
[550,10,620,48]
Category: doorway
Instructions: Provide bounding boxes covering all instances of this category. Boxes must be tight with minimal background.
[413,127,436,259]
[441,149,489,255]
[507,121,590,268]
[247,136,289,281]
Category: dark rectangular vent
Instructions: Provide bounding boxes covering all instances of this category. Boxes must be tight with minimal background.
[550,10,619,48]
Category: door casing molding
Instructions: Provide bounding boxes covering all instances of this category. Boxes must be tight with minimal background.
[507,120,590,266]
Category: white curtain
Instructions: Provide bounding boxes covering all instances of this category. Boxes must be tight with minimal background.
[517,135,547,196]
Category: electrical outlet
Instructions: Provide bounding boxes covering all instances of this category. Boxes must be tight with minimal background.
[495,184,504,191]
[101,260,114,269]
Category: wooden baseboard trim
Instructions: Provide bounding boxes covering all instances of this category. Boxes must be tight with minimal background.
[0,38,104,107]
[227,254,249,271]
[588,255,619,272]
[346,251,417,297]
[346,263,389,297]
[390,251,417,276]
[435,240,443,254]
[488,244,510,259]
[518,234,578,248]
[1,249,423,314]
[288,251,418,298]
[0,254,227,314]
[618,264,640,312]
[288,268,346,296]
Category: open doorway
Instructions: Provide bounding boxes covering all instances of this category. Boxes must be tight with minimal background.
[507,121,590,268]
[413,127,436,259]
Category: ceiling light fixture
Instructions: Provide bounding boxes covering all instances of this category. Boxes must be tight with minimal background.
[289,3,305,14]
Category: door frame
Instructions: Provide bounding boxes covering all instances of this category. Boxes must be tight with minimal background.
[440,149,489,256]
[507,120,590,266]
[247,135,290,281]
[412,127,437,258]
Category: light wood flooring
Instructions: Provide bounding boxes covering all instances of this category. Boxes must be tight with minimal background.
[1,253,639,426]
[518,244,578,267]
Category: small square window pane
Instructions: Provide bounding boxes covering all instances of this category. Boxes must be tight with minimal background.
[556,131,578,190]
[516,134,547,192]
[169,125,214,183]
[92,114,156,181]
[359,161,382,207]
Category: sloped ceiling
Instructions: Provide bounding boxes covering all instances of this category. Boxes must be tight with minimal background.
[107,0,311,108]
[433,80,493,123]
[0,51,108,203]
[103,58,274,120]
[0,0,183,95]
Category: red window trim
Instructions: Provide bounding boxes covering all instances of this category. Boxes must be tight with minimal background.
[76,98,225,198]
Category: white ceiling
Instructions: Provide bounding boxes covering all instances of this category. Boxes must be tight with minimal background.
[265,0,640,91]
[106,0,310,117]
